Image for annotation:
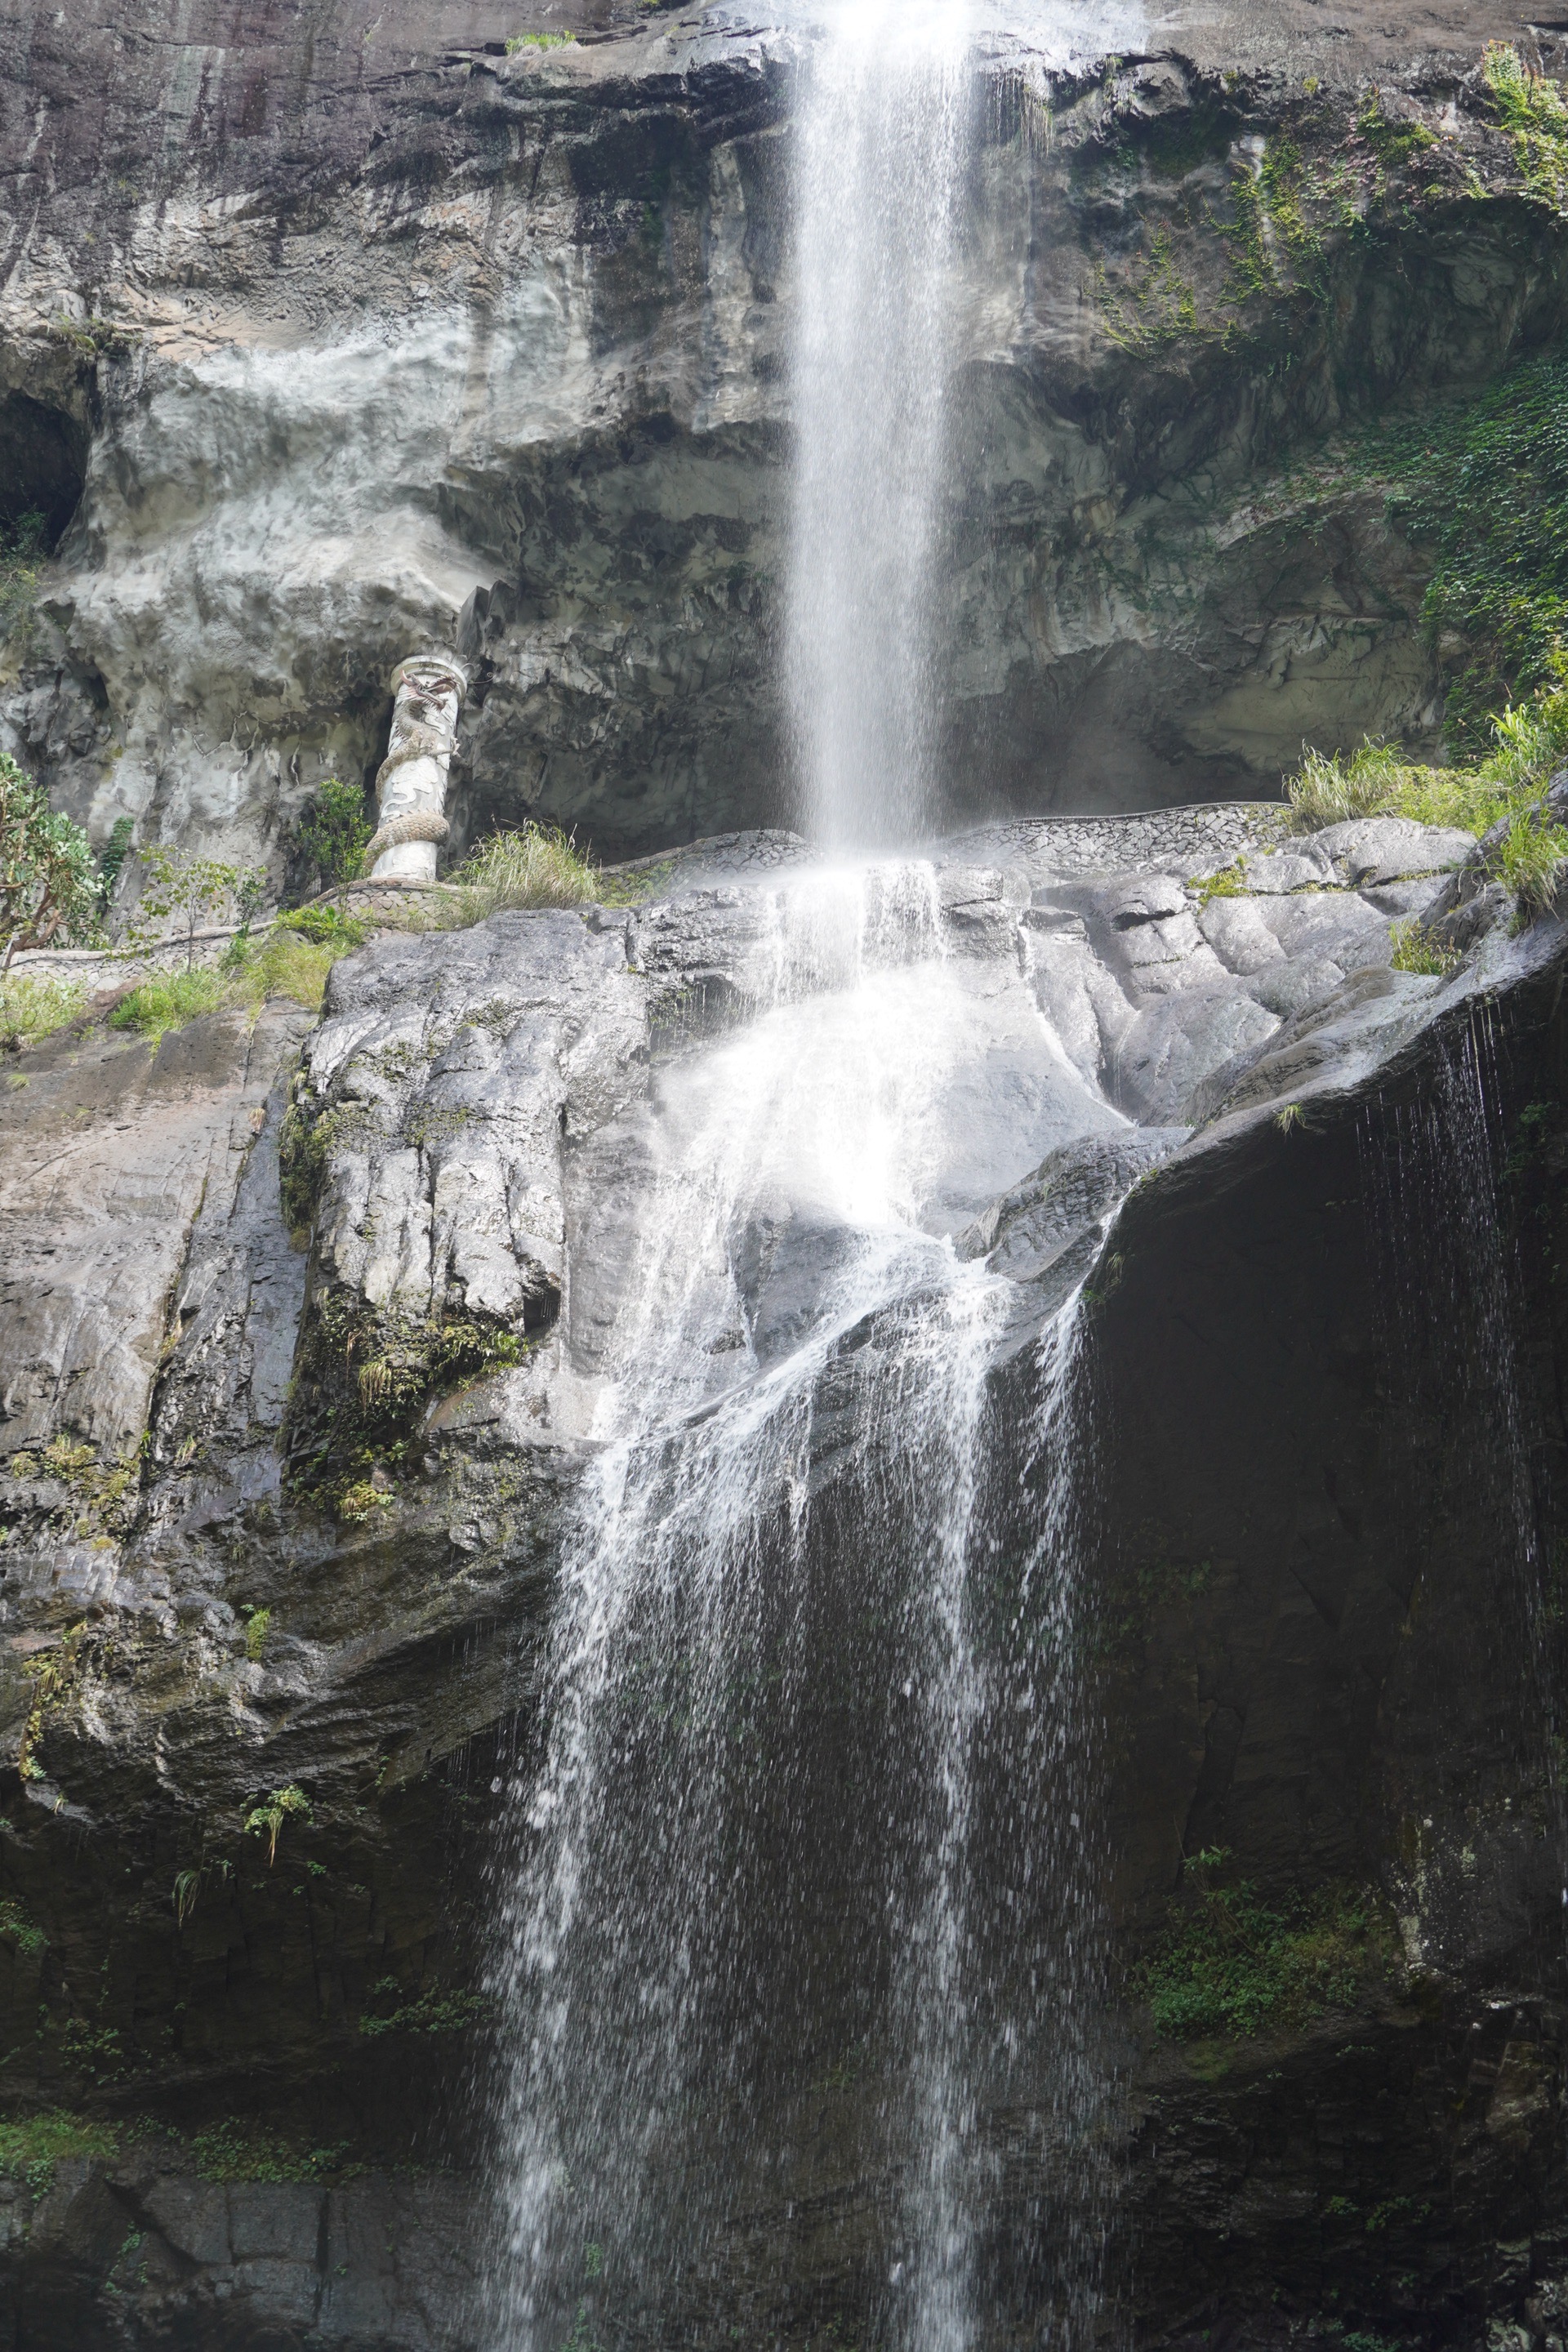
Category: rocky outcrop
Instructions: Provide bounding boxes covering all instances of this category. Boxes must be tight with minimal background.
[2,0,1567,878]
[0,795,1562,2345]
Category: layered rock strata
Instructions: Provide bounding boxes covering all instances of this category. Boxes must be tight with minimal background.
[2,1,1567,875]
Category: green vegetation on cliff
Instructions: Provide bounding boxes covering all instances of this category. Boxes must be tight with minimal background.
[1484,40,1568,211]
[294,778,373,897]
[0,510,47,647]
[1370,341,1568,750]
[109,922,364,1042]
[0,2109,118,2193]
[0,752,100,961]
[1096,49,1568,760]
[1286,670,1568,920]
[1138,1852,1396,2040]
[1389,919,1459,978]
[0,972,86,1047]
[279,1272,528,1514]
[1288,677,1568,835]
[0,2109,360,2195]
[1094,60,1513,359]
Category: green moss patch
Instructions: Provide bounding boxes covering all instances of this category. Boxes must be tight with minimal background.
[192,2122,356,2182]
[285,1284,527,1508]
[1136,1853,1396,2040]
[0,2108,118,2194]
[1192,858,1249,906]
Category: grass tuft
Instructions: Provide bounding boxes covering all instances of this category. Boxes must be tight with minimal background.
[240,930,341,1013]
[1495,808,1568,918]
[1389,919,1459,977]
[0,974,87,1049]
[108,920,359,1043]
[274,904,370,950]
[1286,677,1568,915]
[441,825,601,924]
[505,26,574,48]
[109,968,228,1043]
[1287,738,1427,831]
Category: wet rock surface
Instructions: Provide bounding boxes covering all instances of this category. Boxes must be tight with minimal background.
[2,0,1566,2335]
[0,803,1562,2345]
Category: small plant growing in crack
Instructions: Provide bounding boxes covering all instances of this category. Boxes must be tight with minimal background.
[243,1784,312,1866]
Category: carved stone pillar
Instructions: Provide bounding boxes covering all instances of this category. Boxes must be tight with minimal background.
[364,655,468,884]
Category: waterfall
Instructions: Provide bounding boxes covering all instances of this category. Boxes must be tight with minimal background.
[478,869,1117,2349]
[786,0,972,849]
[1360,1013,1568,1969]
[479,11,1119,2342]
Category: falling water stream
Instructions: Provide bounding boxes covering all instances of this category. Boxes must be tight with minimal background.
[481,8,1120,2347]
[1360,1014,1568,1968]
[786,0,972,847]
[481,866,1117,2350]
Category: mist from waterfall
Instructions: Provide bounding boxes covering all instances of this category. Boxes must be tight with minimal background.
[786,0,972,849]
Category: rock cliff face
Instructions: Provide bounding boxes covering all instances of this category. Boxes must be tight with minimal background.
[2,0,1567,875]
[3,2,1568,2346]
[0,795,1565,2347]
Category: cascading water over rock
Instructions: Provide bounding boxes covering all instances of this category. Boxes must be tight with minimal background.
[479,7,1124,2344]
[1360,1013,1568,1969]
[476,860,1124,2350]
